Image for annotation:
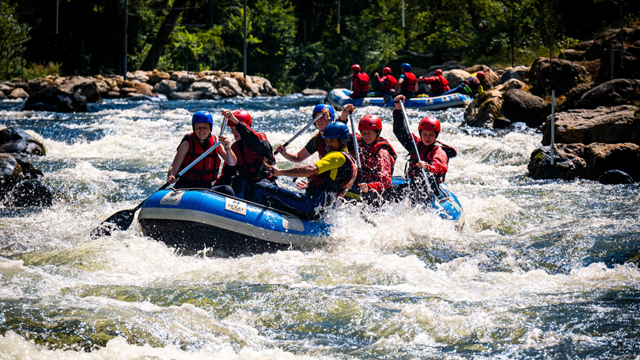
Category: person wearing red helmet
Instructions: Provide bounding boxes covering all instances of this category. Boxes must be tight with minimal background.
[353,114,397,196]
[419,69,451,97]
[167,110,236,195]
[443,71,486,97]
[215,109,277,197]
[392,95,457,185]
[349,64,371,99]
[373,67,397,99]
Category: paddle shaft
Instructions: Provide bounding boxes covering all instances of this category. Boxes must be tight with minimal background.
[348,111,365,184]
[274,113,324,156]
[398,100,438,198]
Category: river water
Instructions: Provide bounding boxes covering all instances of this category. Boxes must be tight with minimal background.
[1,96,639,359]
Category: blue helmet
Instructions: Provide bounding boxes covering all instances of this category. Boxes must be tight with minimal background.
[322,122,351,144]
[401,63,412,71]
[192,111,213,130]
[312,104,335,121]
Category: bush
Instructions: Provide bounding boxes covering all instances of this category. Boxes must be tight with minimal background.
[22,61,62,80]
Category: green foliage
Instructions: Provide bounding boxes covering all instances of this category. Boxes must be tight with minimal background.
[22,61,62,80]
[0,1,30,80]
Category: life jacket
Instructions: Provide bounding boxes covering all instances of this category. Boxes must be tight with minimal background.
[357,137,397,183]
[308,150,358,197]
[315,132,328,158]
[179,133,221,183]
[232,135,274,183]
[430,75,450,94]
[401,72,417,93]
[352,72,370,94]
[464,75,481,90]
[381,75,397,93]
[407,141,457,182]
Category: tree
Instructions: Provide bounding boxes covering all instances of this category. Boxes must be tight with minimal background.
[0,1,30,80]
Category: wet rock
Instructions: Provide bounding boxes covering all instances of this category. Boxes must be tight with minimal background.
[221,77,243,96]
[8,88,29,99]
[93,79,110,96]
[6,178,55,207]
[58,77,101,103]
[445,69,470,89]
[189,82,217,94]
[502,89,551,128]
[301,89,328,96]
[217,86,236,98]
[583,142,640,181]
[0,154,23,194]
[575,79,640,109]
[559,83,595,111]
[251,76,277,96]
[23,86,87,112]
[0,127,46,155]
[153,79,182,94]
[528,144,587,180]
[541,105,640,146]
[463,89,504,128]
[598,170,635,184]
[27,78,54,94]
[528,58,591,97]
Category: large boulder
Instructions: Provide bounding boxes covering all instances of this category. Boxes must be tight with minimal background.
[127,71,149,83]
[130,81,155,97]
[251,76,277,96]
[172,72,199,86]
[541,105,640,146]
[463,89,504,128]
[58,77,101,103]
[147,71,171,85]
[583,142,640,181]
[23,86,88,112]
[153,79,182,94]
[0,154,23,194]
[189,82,217,94]
[0,91,6,100]
[528,143,587,180]
[221,77,243,96]
[498,66,530,85]
[0,127,46,155]
[217,86,236,98]
[559,83,596,111]
[0,82,13,95]
[6,178,55,207]
[8,88,29,99]
[528,58,591,96]
[445,69,470,89]
[27,78,54,94]
[502,89,550,128]
[574,79,640,109]
[598,170,635,184]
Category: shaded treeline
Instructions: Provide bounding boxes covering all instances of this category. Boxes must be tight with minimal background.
[4,0,640,92]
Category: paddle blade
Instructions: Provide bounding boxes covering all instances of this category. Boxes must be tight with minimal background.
[90,209,136,239]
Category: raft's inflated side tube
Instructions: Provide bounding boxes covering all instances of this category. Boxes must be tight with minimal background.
[138,189,330,255]
[327,89,472,110]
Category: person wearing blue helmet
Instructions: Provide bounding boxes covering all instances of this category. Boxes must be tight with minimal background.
[396,63,417,98]
[256,121,358,220]
[166,111,236,193]
[276,104,335,164]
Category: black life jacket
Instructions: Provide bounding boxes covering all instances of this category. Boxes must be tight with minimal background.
[308,150,358,197]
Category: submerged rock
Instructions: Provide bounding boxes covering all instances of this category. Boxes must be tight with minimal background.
[598,170,635,184]
[6,178,55,207]
[0,127,46,155]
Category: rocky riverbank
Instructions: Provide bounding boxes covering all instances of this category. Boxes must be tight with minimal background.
[0,70,279,112]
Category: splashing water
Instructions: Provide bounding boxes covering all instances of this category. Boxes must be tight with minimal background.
[1,97,639,359]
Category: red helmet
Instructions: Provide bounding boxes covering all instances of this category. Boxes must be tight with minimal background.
[382,67,392,75]
[230,110,252,127]
[418,116,441,133]
[435,69,443,76]
[358,114,382,132]
[350,64,361,73]
[476,71,486,80]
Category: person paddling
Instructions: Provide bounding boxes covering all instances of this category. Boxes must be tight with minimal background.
[276,104,335,163]
[373,67,397,100]
[258,122,358,220]
[215,109,277,198]
[396,63,417,99]
[419,69,450,97]
[349,64,370,99]
[391,95,457,196]
[352,114,397,198]
[167,111,236,196]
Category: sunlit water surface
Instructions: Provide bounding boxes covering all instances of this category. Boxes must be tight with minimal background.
[1,96,639,359]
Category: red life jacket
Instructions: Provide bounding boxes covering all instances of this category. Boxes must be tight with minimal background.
[179,133,222,183]
[357,137,397,183]
[381,75,397,93]
[407,141,457,182]
[232,133,274,183]
[401,72,417,93]
[308,151,358,197]
[352,72,370,94]
[429,75,450,94]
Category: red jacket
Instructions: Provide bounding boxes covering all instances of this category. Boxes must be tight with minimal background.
[400,72,417,93]
[407,134,449,182]
[351,72,370,98]
[178,133,222,183]
[357,137,397,192]
[379,75,397,93]
[420,75,450,95]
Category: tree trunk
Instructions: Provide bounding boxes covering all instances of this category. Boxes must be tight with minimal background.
[140,0,190,70]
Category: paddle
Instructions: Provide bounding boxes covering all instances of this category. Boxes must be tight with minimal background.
[398,99,441,199]
[90,118,228,238]
[347,110,365,184]
[273,112,325,156]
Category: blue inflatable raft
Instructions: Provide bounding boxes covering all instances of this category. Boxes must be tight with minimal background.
[327,89,472,110]
[137,180,464,255]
